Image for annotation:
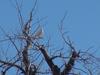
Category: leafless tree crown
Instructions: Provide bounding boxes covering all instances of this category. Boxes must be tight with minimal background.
[0,0,100,75]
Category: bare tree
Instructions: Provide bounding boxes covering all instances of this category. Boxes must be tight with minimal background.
[0,0,100,75]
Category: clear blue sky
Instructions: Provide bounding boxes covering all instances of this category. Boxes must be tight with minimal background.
[0,0,100,74]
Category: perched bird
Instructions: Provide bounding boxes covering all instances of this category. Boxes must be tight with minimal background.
[34,26,44,39]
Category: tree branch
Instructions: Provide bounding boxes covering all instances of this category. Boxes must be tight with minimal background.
[37,45,60,75]
[61,51,79,75]
[0,59,25,74]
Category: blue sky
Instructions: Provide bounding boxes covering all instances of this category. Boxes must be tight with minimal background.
[0,0,100,74]
[39,0,100,50]
[0,0,100,48]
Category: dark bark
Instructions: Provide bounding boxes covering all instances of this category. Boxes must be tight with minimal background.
[61,51,79,75]
[39,46,60,75]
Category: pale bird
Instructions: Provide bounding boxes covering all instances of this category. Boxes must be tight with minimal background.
[34,26,44,39]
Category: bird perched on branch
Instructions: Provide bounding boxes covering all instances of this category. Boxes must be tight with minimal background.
[34,26,44,39]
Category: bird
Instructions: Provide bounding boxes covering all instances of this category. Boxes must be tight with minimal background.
[34,26,44,39]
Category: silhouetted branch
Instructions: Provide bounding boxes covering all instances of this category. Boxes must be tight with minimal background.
[37,45,60,75]
[61,51,79,75]
[0,59,25,74]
